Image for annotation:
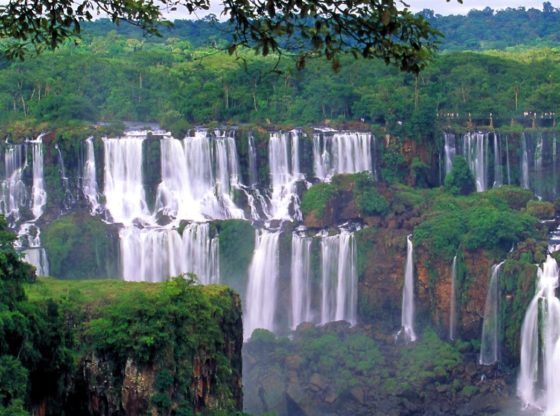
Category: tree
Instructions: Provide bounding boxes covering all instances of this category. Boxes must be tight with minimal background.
[444,155,475,196]
[0,0,461,73]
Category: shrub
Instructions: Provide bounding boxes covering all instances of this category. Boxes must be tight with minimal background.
[301,183,336,217]
[526,200,555,219]
[444,155,475,196]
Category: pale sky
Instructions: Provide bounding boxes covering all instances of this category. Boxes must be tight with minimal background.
[407,0,548,15]
[165,0,552,20]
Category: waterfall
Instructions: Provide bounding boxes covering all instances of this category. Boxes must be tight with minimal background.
[291,232,313,329]
[103,136,150,225]
[521,133,530,189]
[479,262,504,365]
[55,144,74,210]
[248,134,258,188]
[493,133,503,187]
[449,255,457,341]
[120,223,219,283]
[82,137,100,213]
[399,235,417,342]
[30,135,47,220]
[319,230,358,325]
[463,132,488,192]
[518,256,560,413]
[506,135,511,185]
[534,134,544,172]
[268,130,304,221]
[244,230,280,340]
[313,130,374,181]
[0,144,27,224]
[444,132,456,176]
[16,223,49,276]
[154,131,244,222]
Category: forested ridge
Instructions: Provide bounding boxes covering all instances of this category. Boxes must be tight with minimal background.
[1,32,560,143]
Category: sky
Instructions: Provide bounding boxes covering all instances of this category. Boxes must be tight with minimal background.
[407,0,547,15]
[165,0,550,20]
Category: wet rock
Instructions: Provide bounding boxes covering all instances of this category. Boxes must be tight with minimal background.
[309,373,328,392]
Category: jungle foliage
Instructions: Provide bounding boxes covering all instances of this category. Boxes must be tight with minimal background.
[0,24,560,142]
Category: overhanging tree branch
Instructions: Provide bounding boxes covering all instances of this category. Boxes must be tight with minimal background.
[0,0,461,72]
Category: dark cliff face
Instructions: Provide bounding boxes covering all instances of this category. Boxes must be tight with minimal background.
[28,280,243,416]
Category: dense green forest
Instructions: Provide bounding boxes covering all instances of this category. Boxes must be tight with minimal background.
[1,30,560,142]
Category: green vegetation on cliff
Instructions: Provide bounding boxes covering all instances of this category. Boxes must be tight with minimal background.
[414,187,540,261]
[25,276,243,415]
[0,208,244,416]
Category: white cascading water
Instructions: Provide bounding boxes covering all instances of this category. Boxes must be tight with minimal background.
[244,230,280,340]
[291,232,313,329]
[55,144,74,210]
[521,132,530,189]
[535,134,544,172]
[103,135,151,225]
[505,135,512,185]
[268,130,304,221]
[399,235,417,342]
[313,130,374,181]
[30,135,47,220]
[0,144,27,224]
[444,132,456,176]
[120,223,219,283]
[449,255,457,341]
[518,256,560,413]
[154,130,244,222]
[319,230,358,325]
[82,137,101,213]
[493,133,503,187]
[248,134,258,188]
[463,132,488,192]
[534,134,544,197]
[479,261,504,365]
[16,223,49,276]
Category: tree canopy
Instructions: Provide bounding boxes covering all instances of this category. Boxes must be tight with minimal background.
[0,0,460,72]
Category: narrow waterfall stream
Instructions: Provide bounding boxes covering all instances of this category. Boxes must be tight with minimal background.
[493,133,503,187]
[30,135,47,220]
[291,232,313,329]
[521,133,530,189]
[399,235,417,342]
[479,261,504,365]
[449,255,458,341]
[444,132,456,176]
[82,137,100,213]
